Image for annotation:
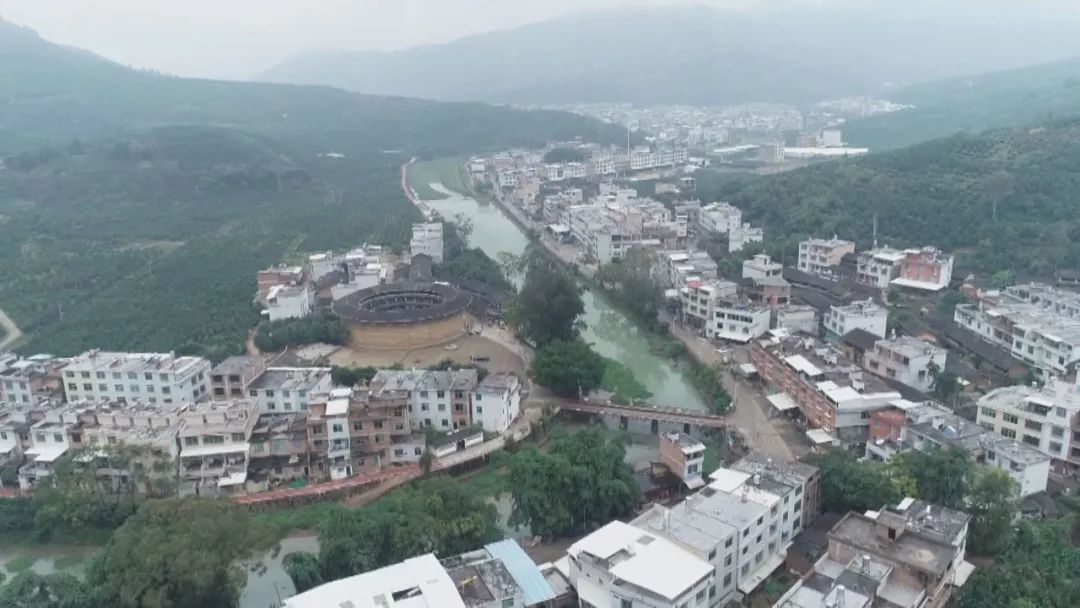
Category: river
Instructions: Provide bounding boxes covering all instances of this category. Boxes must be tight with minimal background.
[423,183,707,411]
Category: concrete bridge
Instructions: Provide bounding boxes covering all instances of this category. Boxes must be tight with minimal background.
[556,400,726,438]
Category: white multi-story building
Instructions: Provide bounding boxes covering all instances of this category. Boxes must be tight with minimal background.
[774,305,819,335]
[177,399,258,493]
[246,367,332,414]
[742,254,783,282]
[699,202,743,236]
[410,222,444,264]
[630,457,819,606]
[824,299,888,339]
[977,377,1080,474]
[370,369,481,432]
[0,355,63,406]
[681,280,739,330]
[471,373,521,433]
[266,283,314,322]
[855,247,905,288]
[712,302,771,343]
[728,223,764,253]
[661,251,719,287]
[955,283,1080,378]
[864,335,947,393]
[17,417,75,490]
[61,351,210,406]
[797,237,855,278]
[566,520,716,608]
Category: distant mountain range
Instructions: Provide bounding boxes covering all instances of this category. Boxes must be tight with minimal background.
[844,56,1080,149]
[256,5,1080,107]
[0,19,623,157]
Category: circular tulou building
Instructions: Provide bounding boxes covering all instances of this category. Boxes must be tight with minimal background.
[331,281,476,351]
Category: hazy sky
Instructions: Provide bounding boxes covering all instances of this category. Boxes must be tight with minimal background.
[0,0,740,79]
[2,0,1077,80]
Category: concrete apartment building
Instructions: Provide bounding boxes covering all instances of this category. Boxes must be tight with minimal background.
[659,432,706,489]
[955,282,1080,378]
[824,299,888,340]
[891,247,954,292]
[751,333,902,445]
[411,222,445,264]
[61,350,211,407]
[866,401,1050,497]
[307,385,411,479]
[472,373,521,434]
[742,254,783,282]
[660,250,719,288]
[1,355,65,406]
[625,456,819,606]
[680,280,739,332]
[863,335,948,393]
[797,237,855,278]
[699,202,743,236]
[265,283,314,322]
[370,369,481,432]
[566,520,716,608]
[976,376,1080,474]
[17,415,78,490]
[728,223,764,253]
[775,498,973,608]
[244,367,333,414]
[247,413,311,485]
[774,305,819,335]
[855,247,905,289]
[256,265,304,299]
[712,301,772,343]
[209,355,267,400]
[176,399,258,494]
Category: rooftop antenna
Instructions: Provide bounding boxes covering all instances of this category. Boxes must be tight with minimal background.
[872,212,879,250]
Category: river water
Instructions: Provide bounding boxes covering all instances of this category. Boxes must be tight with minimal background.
[423,184,707,411]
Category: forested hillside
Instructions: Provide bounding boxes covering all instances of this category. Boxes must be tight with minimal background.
[0,19,622,156]
[0,20,622,359]
[845,57,1080,150]
[698,119,1080,278]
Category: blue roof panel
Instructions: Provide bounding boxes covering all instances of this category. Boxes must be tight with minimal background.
[484,539,556,605]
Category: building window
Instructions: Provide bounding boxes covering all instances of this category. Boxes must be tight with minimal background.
[724,554,732,566]
[1001,428,1017,439]
[332,424,343,433]
[184,437,199,446]
[1002,413,1019,424]
[231,432,245,442]
[980,407,997,418]
[353,422,364,431]
[723,573,732,587]
[437,390,445,398]
[725,538,733,548]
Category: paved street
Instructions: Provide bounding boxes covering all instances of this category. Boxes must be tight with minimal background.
[670,324,809,461]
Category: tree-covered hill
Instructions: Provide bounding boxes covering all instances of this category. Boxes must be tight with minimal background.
[845,56,1080,150]
[698,118,1080,278]
[0,20,623,359]
[0,19,624,156]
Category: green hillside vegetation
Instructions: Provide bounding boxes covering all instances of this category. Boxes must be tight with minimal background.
[0,21,622,359]
[846,57,1080,150]
[698,118,1080,278]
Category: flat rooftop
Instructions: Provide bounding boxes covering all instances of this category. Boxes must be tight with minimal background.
[249,367,330,391]
[829,512,958,576]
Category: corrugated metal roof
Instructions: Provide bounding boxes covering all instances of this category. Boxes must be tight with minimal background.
[484,539,555,606]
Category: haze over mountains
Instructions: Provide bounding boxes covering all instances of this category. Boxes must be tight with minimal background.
[0,19,621,157]
[257,5,1080,107]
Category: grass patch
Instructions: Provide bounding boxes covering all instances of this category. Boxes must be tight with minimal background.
[453,462,510,499]
[52,555,86,570]
[409,157,471,198]
[4,556,35,574]
[254,501,346,538]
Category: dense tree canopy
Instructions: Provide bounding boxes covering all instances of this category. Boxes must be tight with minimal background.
[955,519,1080,608]
[312,477,500,582]
[507,428,639,538]
[254,313,348,353]
[697,119,1080,277]
[530,339,605,398]
[594,248,662,329]
[509,255,584,347]
[86,498,276,608]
